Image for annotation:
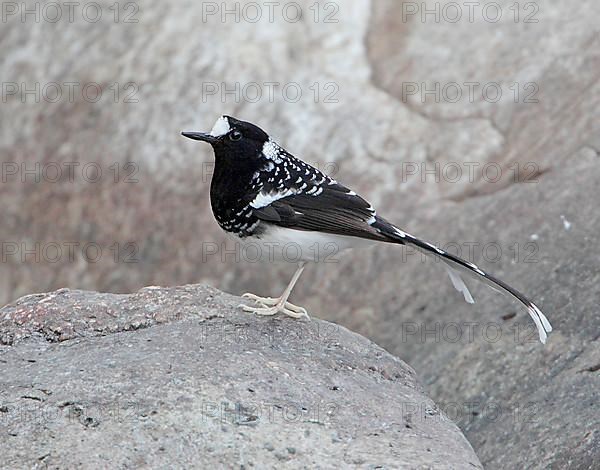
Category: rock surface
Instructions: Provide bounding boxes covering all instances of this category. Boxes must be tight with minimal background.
[0,285,482,469]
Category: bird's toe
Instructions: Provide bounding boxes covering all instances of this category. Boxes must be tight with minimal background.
[241,293,278,307]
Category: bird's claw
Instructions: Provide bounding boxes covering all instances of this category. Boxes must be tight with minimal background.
[240,293,310,319]
[241,293,278,306]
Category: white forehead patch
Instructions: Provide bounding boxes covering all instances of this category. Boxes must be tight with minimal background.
[210,116,231,137]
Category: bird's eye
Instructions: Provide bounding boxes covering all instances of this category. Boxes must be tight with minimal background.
[229,130,242,141]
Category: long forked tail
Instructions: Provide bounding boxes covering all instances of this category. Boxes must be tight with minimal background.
[378,221,552,344]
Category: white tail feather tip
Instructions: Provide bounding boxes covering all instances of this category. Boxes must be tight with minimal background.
[445,267,475,304]
[528,304,552,344]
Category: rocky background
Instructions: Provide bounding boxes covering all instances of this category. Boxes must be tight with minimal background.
[1,0,599,468]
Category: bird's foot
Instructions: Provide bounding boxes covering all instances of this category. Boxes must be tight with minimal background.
[239,293,310,319]
[241,293,280,307]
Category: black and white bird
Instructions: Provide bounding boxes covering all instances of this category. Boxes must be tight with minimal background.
[182,116,552,344]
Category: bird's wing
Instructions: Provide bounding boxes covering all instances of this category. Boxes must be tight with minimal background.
[248,145,389,241]
[252,181,389,241]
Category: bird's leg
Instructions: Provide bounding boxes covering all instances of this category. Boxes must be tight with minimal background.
[240,262,309,319]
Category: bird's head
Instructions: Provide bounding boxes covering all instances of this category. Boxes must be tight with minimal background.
[182,116,269,160]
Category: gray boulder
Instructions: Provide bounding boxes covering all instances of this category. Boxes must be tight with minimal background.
[0,286,482,469]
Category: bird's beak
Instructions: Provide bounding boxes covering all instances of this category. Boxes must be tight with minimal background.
[181,131,218,144]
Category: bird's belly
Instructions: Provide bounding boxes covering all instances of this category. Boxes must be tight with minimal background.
[228,224,373,263]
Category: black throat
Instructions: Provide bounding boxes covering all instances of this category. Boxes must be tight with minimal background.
[209,147,264,237]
